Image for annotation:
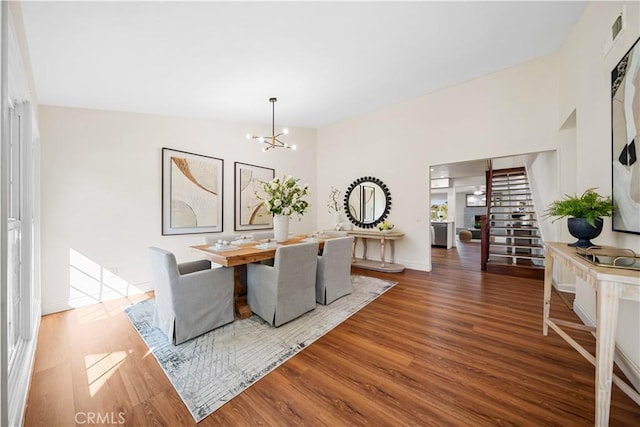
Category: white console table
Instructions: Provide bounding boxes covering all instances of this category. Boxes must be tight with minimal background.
[346,229,405,273]
[543,242,640,426]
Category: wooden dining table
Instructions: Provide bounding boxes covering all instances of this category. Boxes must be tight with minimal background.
[191,234,333,319]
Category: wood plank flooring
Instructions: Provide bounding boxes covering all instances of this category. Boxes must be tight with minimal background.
[24,242,640,426]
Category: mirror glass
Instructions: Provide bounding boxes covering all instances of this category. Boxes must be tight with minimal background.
[343,177,392,228]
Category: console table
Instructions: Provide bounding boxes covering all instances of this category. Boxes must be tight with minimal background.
[346,230,405,273]
[543,242,640,426]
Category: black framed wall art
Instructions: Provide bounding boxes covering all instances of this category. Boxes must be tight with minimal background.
[162,148,224,235]
[611,36,640,234]
[234,162,274,231]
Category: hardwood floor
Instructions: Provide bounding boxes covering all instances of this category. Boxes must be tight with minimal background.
[24,242,640,426]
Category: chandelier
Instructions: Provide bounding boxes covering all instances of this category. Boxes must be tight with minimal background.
[246,97,296,152]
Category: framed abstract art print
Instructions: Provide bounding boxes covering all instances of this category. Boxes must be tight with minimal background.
[611,37,640,234]
[234,162,274,231]
[162,148,223,235]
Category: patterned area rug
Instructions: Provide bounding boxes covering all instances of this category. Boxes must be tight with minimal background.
[124,274,396,422]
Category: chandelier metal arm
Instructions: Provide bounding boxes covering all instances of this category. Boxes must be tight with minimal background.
[246,97,296,152]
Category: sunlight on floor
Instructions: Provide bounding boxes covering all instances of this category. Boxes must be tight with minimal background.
[75,304,112,325]
[85,351,127,397]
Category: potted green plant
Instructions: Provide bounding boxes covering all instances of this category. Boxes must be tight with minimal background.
[544,188,614,248]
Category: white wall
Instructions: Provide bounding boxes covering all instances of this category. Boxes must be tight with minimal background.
[558,1,640,253]
[525,150,559,244]
[317,53,559,270]
[556,0,640,389]
[39,106,317,314]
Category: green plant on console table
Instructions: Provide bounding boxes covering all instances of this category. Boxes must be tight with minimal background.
[544,188,614,227]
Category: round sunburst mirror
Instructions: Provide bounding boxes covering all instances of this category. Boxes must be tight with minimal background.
[343,177,392,229]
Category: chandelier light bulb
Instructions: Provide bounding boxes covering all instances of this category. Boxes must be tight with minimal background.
[246,133,252,139]
[291,145,297,150]
[258,136,265,143]
[282,128,289,135]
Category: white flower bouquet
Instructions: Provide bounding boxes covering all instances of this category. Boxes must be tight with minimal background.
[257,175,310,218]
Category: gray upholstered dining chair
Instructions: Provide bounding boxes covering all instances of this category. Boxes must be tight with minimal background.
[316,236,354,304]
[246,241,319,327]
[148,247,235,345]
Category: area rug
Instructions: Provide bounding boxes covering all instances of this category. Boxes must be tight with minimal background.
[124,274,396,422]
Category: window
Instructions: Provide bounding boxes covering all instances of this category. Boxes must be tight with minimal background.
[6,102,23,370]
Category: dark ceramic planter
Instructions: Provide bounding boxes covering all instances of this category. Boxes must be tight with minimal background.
[567,217,603,248]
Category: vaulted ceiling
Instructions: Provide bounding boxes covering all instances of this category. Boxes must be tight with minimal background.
[21,1,586,128]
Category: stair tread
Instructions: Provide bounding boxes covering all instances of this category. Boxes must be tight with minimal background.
[490,219,538,221]
[488,253,545,260]
[490,214,536,216]
[492,182,530,185]
[490,225,539,229]
[492,187,529,190]
[489,242,544,249]
[489,223,538,227]
[490,216,537,219]
[491,182,529,187]
[486,259,545,269]
[489,212,535,216]
[489,234,541,239]
[489,213,537,216]
[492,169,526,175]
[492,176,527,180]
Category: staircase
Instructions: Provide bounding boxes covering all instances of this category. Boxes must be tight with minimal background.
[481,167,545,280]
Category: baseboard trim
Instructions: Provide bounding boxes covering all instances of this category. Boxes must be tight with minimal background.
[554,281,576,293]
[401,260,431,272]
[352,257,430,272]
[616,345,640,392]
[573,300,594,327]
[573,301,640,393]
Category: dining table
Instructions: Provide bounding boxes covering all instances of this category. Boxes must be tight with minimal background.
[191,233,334,319]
